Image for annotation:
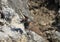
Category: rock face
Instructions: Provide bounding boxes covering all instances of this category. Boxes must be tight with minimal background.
[0,0,60,42]
[28,0,60,42]
[0,0,47,42]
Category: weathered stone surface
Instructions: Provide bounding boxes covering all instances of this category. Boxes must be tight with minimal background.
[26,30,47,42]
[0,0,59,42]
[0,0,48,42]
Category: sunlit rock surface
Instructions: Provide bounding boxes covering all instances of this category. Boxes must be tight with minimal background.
[0,0,47,42]
[0,0,60,42]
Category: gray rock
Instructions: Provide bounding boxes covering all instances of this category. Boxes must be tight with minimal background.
[58,9,60,14]
[2,25,21,39]
[26,30,47,42]
[0,32,9,40]
[55,31,60,41]
[7,0,33,21]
